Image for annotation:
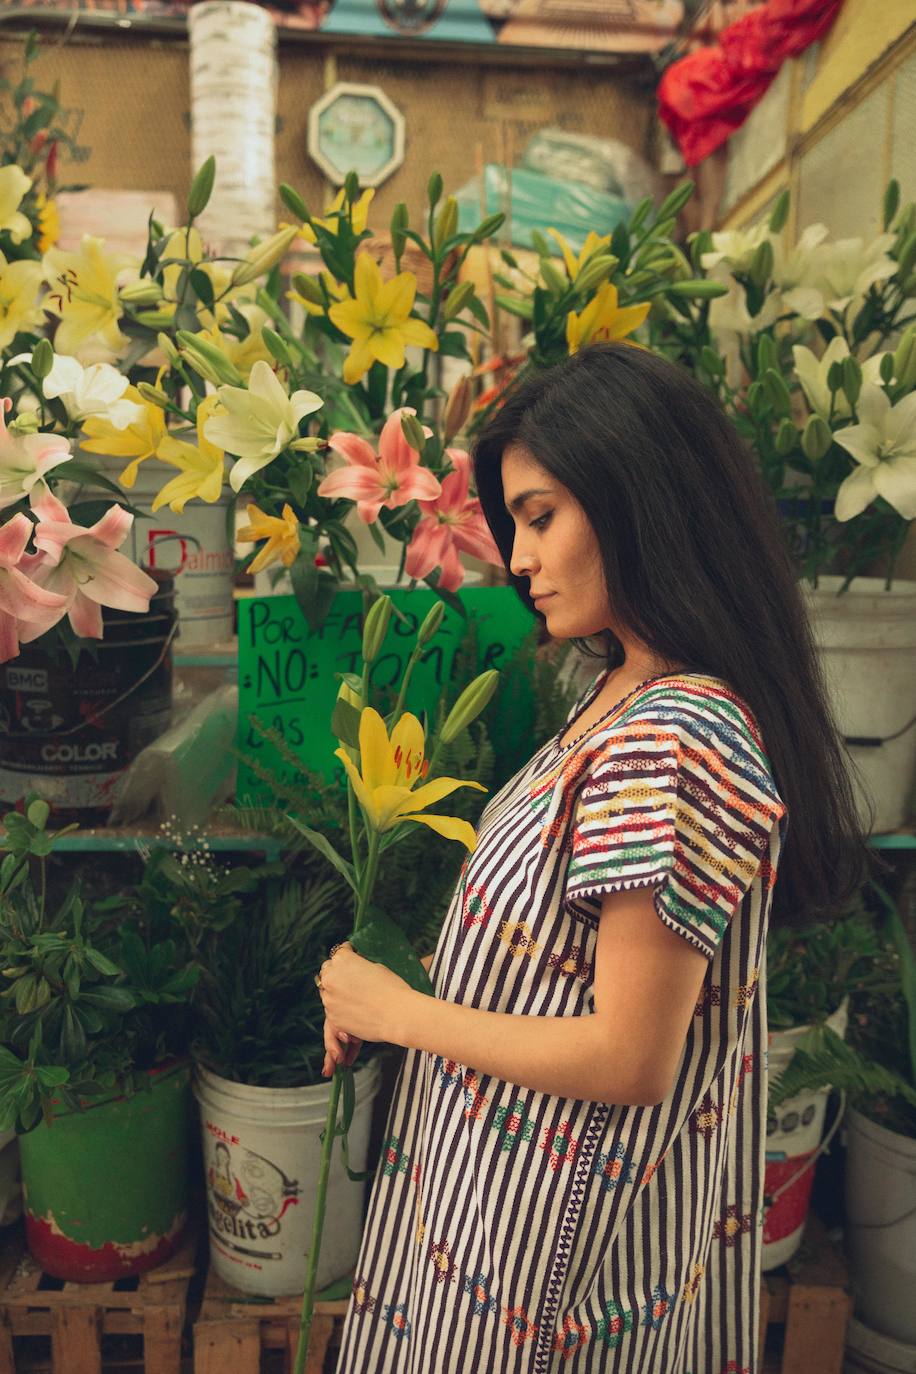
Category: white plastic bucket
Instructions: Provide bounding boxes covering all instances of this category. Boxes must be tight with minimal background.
[805,577,916,835]
[845,1107,916,1347]
[194,1059,381,1297]
[845,1317,916,1374]
[118,459,235,647]
[763,1000,848,1270]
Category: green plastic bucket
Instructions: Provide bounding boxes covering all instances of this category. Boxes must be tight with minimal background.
[19,1061,191,1282]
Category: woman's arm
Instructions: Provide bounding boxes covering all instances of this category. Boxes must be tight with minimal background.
[396,886,709,1106]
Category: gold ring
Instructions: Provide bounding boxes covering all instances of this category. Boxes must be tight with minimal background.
[329,943,343,957]
[314,972,323,991]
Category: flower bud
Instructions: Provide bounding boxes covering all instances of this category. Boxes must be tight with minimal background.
[400,412,427,454]
[31,338,53,380]
[390,202,409,261]
[756,334,777,376]
[802,415,832,462]
[655,181,694,222]
[362,595,392,664]
[495,294,534,321]
[879,351,896,385]
[883,179,900,232]
[263,326,293,368]
[433,196,458,251]
[230,225,298,288]
[290,436,326,453]
[442,280,475,322]
[136,382,171,409]
[120,279,165,306]
[9,411,39,435]
[539,259,567,296]
[530,230,550,258]
[417,601,445,647]
[427,172,444,208]
[574,254,617,296]
[280,182,309,223]
[768,190,790,235]
[762,368,791,417]
[842,356,862,408]
[896,231,916,283]
[188,156,216,219]
[667,279,729,299]
[748,238,774,288]
[826,360,845,393]
[893,328,916,386]
[135,308,176,328]
[442,374,472,442]
[157,332,180,366]
[291,272,325,307]
[343,171,361,205]
[176,330,244,386]
[775,418,798,455]
[471,213,505,244]
[440,669,499,744]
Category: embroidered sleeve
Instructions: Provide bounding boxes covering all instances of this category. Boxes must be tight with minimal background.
[565,705,786,958]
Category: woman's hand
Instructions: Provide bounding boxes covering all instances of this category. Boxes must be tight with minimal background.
[322,1017,362,1078]
[316,943,416,1059]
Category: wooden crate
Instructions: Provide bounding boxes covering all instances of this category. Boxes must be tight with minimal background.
[193,1267,348,1374]
[0,1221,196,1374]
[759,1215,853,1374]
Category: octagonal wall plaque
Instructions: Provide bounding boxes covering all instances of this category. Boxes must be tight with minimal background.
[308,82,406,188]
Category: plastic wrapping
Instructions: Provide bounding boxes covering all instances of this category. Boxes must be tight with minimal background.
[108,685,238,829]
[455,162,630,253]
[521,128,661,205]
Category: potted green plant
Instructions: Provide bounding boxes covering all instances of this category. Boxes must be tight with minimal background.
[0,797,199,1281]
[769,887,916,1358]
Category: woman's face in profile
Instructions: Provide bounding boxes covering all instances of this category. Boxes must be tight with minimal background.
[502,442,612,640]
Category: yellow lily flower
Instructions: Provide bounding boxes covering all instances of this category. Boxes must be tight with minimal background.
[548,228,611,281]
[80,383,166,487]
[0,253,44,350]
[565,282,650,354]
[35,193,60,254]
[237,500,301,573]
[0,165,33,244]
[43,234,136,357]
[335,708,484,849]
[151,395,226,514]
[329,253,439,385]
[300,187,375,244]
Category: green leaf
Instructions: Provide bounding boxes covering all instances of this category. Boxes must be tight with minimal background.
[348,917,434,996]
[84,947,122,977]
[330,697,361,749]
[35,1066,69,1088]
[189,268,215,310]
[285,817,357,892]
[80,986,136,1012]
[25,799,50,830]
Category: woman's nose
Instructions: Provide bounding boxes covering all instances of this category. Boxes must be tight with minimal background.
[509,535,538,580]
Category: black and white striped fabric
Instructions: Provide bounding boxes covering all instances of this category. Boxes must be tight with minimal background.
[336,671,787,1373]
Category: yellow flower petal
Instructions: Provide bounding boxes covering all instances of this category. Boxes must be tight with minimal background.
[400,812,478,851]
[389,713,425,787]
[358,707,397,793]
[343,336,376,384]
[399,318,439,351]
[378,269,416,322]
[369,329,407,370]
[548,228,578,280]
[334,746,379,825]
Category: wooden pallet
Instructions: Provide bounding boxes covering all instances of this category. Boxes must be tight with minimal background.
[759,1215,853,1374]
[0,1221,196,1374]
[193,1267,348,1374]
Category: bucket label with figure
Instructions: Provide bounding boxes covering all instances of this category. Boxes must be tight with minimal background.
[204,1119,301,1272]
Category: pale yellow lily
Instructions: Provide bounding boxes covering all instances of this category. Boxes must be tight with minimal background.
[237,500,301,573]
[0,253,44,350]
[548,228,611,281]
[335,708,484,849]
[329,253,438,385]
[0,165,33,244]
[300,187,375,244]
[43,235,136,357]
[565,282,650,354]
[152,395,226,513]
[80,383,166,487]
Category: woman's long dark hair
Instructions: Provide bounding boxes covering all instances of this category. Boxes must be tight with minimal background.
[472,342,868,925]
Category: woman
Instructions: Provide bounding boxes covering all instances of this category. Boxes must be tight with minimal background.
[319,342,865,1373]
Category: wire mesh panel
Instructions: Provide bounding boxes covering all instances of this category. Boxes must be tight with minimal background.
[891,44,916,210]
[796,80,889,238]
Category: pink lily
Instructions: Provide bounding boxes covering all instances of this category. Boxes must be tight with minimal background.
[316,408,441,523]
[28,487,158,640]
[405,449,501,592]
[0,397,71,512]
[0,513,69,661]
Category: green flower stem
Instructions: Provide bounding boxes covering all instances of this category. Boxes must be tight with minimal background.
[293,823,380,1374]
[389,644,423,727]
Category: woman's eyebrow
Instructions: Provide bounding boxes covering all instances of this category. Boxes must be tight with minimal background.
[506,487,553,514]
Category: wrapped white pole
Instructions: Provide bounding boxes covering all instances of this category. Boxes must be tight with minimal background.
[188,0,278,257]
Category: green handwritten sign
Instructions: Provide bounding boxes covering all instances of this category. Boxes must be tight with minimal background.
[236,587,535,804]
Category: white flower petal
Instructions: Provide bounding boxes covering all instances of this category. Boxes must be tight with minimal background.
[833,420,882,468]
[884,391,916,456]
[872,455,916,519]
[835,465,878,521]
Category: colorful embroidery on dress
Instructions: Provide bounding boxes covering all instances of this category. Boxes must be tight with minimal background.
[351,1276,376,1315]
[539,1119,580,1171]
[641,1284,675,1330]
[734,968,759,1009]
[491,1099,535,1151]
[428,1238,457,1284]
[497,919,540,959]
[382,1302,411,1339]
[713,1205,754,1246]
[695,983,722,1015]
[553,1313,590,1361]
[596,1300,634,1348]
[682,1263,705,1304]
[382,1136,409,1177]
[593,1142,634,1191]
[502,1306,538,1347]
[548,943,593,981]
[690,1092,724,1139]
[462,884,493,931]
[463,1271,498,1316]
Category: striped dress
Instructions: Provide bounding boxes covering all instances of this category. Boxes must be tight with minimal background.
[335,670,787,1374]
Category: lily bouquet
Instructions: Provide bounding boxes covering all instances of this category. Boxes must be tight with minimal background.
[286,593,498,1370]
[649,180,916,587]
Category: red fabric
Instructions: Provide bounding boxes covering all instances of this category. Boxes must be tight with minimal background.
[658,0,845,167]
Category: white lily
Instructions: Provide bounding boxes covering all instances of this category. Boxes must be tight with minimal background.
[203,360,323,492]
[770,223,830,321]
[8,352,142,429]
[792,338,887,420]
[833,385,916,521]
[814,233,897,312]
[701,222,771,275]
[0,165,33,244]
[0,398,72,512]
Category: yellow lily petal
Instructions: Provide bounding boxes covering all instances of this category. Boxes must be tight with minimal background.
[334,746,380,826]
[353,252,382,314]
[358,707,397,793]
[604,299,651,339]
[328,296,374,341]
[399,318,440,352]
[377,269,416,322]
[389,713,425,787]
[397,774,487,813]
[400,812,479,851]
[548,228,578,280]
[369,329,407,370]
[343,336,376,384]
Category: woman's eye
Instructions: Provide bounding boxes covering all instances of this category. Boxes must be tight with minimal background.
[530,512,552,531]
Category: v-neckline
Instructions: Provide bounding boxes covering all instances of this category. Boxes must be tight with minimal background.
[551,669,674,757]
